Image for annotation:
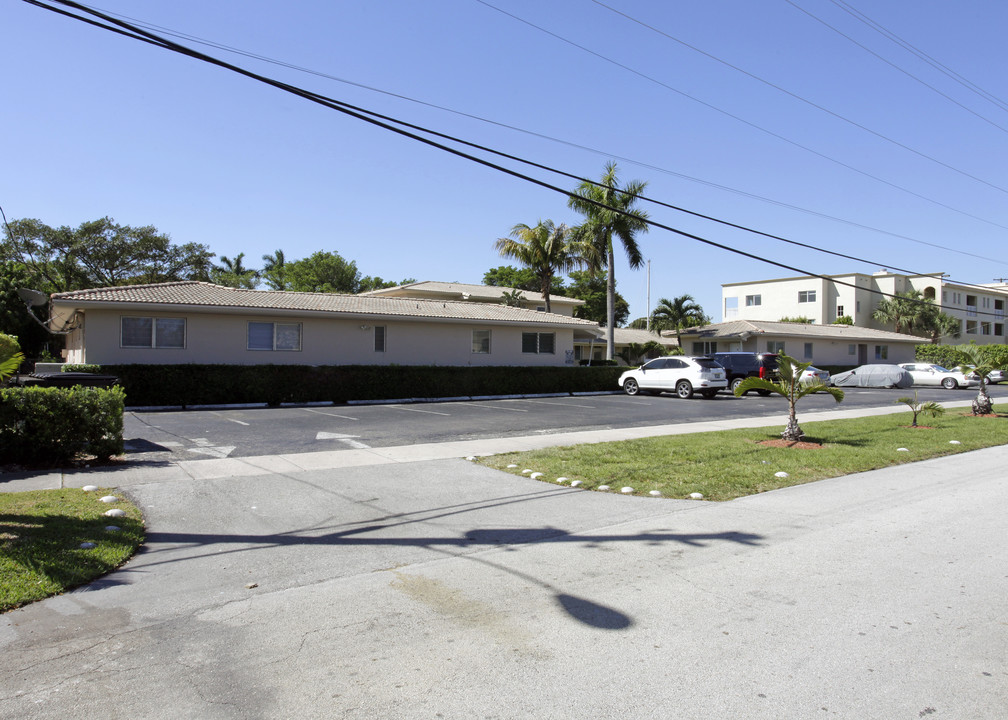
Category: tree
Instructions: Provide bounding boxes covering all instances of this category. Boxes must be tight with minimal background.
[1,217,214,291]
[0,332,25,383]
[284,251,361,293]
[895,391,944,428]
[778,316,814,324]
[650,295,709,348]
[494,220,587,313]
[566,270,629,327]
[955,344,996,415]
[833,315,854,325]
[0,261,51,356]
[500,288,525,307]
[358,276,416,292]
[568,162,649,359]
[211,253,259,289]
[734,352,844,441]
[617,340,667,366]
[260,249,288,290]
[483,265,566,296]
[921,308,962,344]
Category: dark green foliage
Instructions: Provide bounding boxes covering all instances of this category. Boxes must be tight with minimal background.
[0,386,125,463]
[778,316,815,324]
[567,270,630,326]
[483,265,566,295]
[102,364,625,407]
[62,364,102,374]
[915,343,1008,370]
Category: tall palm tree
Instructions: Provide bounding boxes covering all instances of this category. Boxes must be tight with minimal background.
[494,220,586,313]
[872,290,927,335]
[650,295,709,349]
[568,162,649,360]
[260,249,287,290]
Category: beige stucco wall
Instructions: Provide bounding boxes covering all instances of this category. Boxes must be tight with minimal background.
[722,277,829,323]
[70,308,581,366]
[683,333,916,366]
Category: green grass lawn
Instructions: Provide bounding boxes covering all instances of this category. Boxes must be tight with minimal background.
[478,405,1008,501]
[0,488,144,612]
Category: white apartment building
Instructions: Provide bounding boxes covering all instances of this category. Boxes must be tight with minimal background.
[722,271,1008,344]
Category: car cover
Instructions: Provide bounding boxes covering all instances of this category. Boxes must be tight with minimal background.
[830,364,912,388]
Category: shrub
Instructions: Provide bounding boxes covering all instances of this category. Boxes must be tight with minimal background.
[62,364,103,374]
[101,364,626,407]
[0,386,125,463]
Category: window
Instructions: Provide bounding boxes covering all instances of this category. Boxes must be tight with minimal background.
[856,301,861,313]
[942,291,947,302]
[981,322,991,336]
[996,323,1004,336]
[875,345,888,360]
[248,321,301,351]
[767,341,785,353]
[848,344,856,356]
[804,342,813,359]
[995,299,1005,319]
[522,332,555,354]
[798,290,816,303]
[692,341,717,354]
[745,294,761,307]
[121,316,186,349]
[966,320,977,335]
[374,326,386,352]
[836,305,844,318]
[472,329,491,354]
[953,292,962,305]
[724,297,738,319]
[966,295,977,316]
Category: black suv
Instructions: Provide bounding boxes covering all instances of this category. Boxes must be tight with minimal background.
[710,352,779,395]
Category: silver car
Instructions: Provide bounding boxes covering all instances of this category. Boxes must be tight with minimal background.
[619,356,727,399]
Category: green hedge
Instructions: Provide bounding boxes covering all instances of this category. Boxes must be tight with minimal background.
[915,343,1008,369]
[0,386,125,464]
[62,364,102,374]
[101,364,627,407]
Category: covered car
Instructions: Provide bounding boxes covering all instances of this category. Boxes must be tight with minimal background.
[830,364,912,388]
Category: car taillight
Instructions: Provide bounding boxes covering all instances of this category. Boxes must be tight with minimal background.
[759,367,766,379]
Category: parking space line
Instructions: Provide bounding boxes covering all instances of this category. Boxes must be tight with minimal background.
[461,402,529,413]
[514,399,596,409]
[210,411,250,426]
[303,408,359,421]
[385,405,452,416]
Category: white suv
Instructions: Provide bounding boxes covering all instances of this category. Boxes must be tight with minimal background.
[619,356,727,399]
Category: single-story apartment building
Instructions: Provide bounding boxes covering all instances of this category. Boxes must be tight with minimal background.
[49,281,603,366]
[678,320,924,366]
[574,327,680,364]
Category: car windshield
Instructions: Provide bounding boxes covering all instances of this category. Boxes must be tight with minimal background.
[694,358,722,369]
[931,365,950,372]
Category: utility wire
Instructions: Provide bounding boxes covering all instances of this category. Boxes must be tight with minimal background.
[474,0,1008,218]
[827,0,1008,113]
[21,0,1008,320]
[76,2,1008,262]
[783,0,1008,127]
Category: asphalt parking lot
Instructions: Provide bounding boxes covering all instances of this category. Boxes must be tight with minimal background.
[123,384,1008,461]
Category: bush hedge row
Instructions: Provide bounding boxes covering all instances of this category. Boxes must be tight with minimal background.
[0,386,125,464]
[101,364,627,407]
[914,343,1008,369]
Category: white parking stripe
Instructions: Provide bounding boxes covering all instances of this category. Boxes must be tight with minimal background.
[385,405,451,416]
[462,402,529,413]
[515,399,596,409]
[303,408,359,421]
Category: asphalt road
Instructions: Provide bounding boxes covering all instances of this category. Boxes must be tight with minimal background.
[123,384,1008,461]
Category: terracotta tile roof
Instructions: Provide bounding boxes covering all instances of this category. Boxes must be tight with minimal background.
[361,281,584,306]
[680,319,924,342]
[51,281,602,330]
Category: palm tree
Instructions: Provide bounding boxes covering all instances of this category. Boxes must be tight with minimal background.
[895,391,945,427]
[617,340,667,367]
[955,344,996,415]
[735,352,844,441]
[650,295,709,349]
[494,220,586,313]
[568,162,649,359]
[872,290,928,335]
[260,249,287,290]
[212,253,259,289]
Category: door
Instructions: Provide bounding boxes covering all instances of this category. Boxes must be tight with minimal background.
[858,344,868,364]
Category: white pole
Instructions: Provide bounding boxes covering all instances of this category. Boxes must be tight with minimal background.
[646,259,651,331]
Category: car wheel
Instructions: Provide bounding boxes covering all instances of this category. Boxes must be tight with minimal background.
[756,390,771,397]
[941,377,958,390]
[675,380,694,399]
[623,378,640,396]
[730,377,744,394]
[700,390,717,399]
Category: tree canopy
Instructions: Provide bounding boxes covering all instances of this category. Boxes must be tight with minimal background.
[483,265,566,295]
[567,270,630,327]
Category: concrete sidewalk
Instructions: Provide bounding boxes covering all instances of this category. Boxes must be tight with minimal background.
[0,397,986,492]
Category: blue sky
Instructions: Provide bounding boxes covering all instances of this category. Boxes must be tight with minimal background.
[4,0,1008,322]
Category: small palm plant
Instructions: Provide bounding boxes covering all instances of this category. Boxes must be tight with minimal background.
[895,391,944,427]
[735,352,844,441]
[0,335,25,384]
[955,344,996,415]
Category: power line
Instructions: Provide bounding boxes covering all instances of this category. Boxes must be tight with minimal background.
[75,2,1008,262]
[474,0,1008,222]
[20,0,1008,320]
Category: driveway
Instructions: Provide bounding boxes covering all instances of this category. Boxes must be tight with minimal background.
[2,430,1005,718]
